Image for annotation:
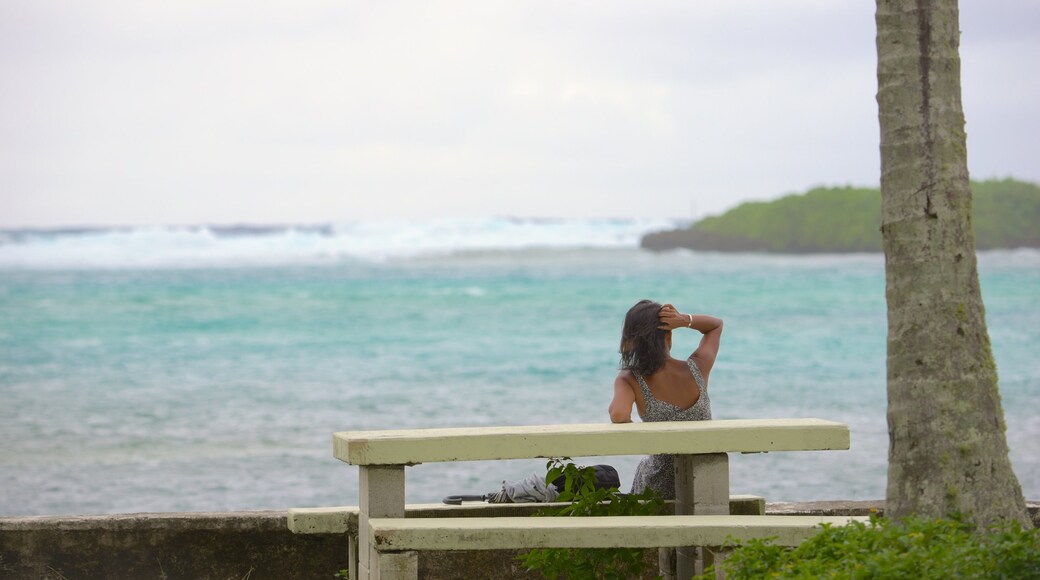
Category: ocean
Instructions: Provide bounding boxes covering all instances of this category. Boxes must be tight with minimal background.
[1,218,1037,516]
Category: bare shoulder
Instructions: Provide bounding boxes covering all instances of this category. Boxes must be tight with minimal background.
[615,370,637,387]
[688,353,714,383]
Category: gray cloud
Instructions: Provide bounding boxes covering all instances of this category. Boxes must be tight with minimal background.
[1,1,1037,226]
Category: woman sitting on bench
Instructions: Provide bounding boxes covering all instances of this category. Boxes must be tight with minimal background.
[608,299,724,499]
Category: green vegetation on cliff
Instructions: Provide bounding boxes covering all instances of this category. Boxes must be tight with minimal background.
[642,178,1040,253]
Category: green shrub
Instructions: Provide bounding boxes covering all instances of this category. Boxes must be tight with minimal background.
[643,178,1040,253]
[701,514,1040,579]
[516,458,664,580]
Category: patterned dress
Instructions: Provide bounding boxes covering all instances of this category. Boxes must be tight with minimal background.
[630,358,712,499]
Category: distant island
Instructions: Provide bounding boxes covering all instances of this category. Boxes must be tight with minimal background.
[642,178,1040,253]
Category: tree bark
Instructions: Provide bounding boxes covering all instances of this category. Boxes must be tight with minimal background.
[876,0,1030,526]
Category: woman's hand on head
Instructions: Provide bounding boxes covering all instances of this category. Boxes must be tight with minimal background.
[657,304,690,330]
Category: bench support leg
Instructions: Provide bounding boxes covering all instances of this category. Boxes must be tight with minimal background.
[707,546,731,580]
[674,453,729,579]
[358,465,412,580]
[658,547,676,580]
[348,534,358,580]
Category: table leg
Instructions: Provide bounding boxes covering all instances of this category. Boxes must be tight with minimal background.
[348,534,357,580]
[674,453,729,579]
[358,465,410,580]
[658,546,676,580]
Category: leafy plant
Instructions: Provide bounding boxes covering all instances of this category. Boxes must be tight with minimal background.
[516,458,664,580]
[698,513,1040,579]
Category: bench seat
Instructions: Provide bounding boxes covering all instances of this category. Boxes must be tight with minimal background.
[369,514,869,551]
[288,495,767,534]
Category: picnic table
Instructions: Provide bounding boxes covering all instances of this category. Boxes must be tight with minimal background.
[317,418,857,579]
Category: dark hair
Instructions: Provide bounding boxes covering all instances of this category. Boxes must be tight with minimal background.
[619,299,667,376]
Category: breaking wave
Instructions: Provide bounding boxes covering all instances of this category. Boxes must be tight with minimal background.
[0,217,682,269]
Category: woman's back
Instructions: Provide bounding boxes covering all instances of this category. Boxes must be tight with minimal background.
[635,358,711,422]
[630,358,711,497]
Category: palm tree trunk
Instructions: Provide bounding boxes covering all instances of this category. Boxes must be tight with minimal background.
[875,0,1030,526]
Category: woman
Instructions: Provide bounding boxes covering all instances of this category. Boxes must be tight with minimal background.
[608,299,723,498]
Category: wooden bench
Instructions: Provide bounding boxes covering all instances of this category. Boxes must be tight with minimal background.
[366,515,869,578]
[289,495,767,577]
[369,514,869,550]
[328,418,852,580]
[287,495,767,534]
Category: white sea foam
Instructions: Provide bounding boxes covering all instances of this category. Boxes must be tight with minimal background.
[0,217,681,269]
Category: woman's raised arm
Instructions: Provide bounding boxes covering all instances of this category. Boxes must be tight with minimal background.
[658,304,723,381]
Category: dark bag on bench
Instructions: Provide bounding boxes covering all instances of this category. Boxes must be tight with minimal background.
[550,464,621,493]
[443,465,621,505]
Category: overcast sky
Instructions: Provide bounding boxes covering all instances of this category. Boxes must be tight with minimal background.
[1,1,1037,227]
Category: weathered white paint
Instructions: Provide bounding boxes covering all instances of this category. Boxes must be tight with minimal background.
[334,418,849,465]
[340,418,850,579]
[287,495,767,534]
[359,466,409,580]
[293,495,767,580]
[288,506,355,535]
[368,515,869,551]
[675,453,729,577]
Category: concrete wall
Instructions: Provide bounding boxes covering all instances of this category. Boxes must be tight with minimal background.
[2,502,1037,580]
[0,510,543,580]
[0,511,345,580]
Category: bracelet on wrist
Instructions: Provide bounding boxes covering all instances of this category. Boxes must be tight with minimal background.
[687,314,693,328]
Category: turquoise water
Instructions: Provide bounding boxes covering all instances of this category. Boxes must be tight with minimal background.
[1,242,1037,515]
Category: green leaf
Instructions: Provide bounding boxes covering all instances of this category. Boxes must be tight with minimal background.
[516,458,664,579]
